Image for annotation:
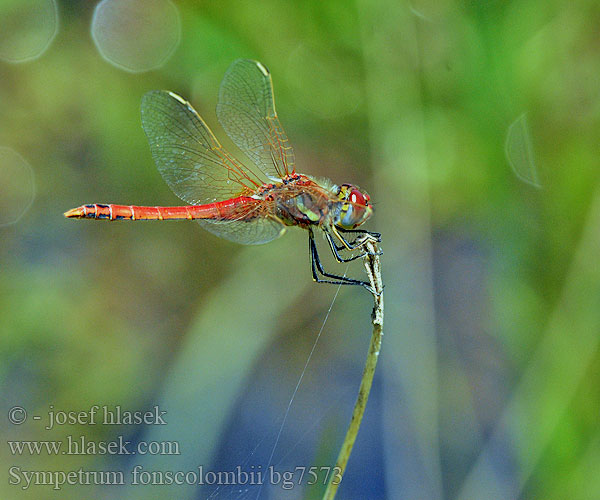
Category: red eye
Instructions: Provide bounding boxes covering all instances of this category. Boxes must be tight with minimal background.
[350,189,366,206]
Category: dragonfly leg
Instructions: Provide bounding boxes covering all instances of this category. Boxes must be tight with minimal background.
[324,230,367,263]
[336,225,381,243]
[309,229,375,292]
[328,232,383,258]
[332,225,382,253]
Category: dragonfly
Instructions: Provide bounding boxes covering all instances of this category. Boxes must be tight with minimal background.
[65,59,380,290]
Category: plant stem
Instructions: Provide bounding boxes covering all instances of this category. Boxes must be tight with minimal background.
[322,240,384,500]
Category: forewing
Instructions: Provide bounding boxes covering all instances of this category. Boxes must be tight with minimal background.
[141,90,266,205]
[216,59,295,180]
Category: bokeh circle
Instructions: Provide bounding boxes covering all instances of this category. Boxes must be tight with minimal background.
[0,0,58,63]
[91,0,181,73]
[0,147,36,226]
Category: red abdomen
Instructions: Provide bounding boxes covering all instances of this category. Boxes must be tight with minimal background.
[64,197,258,221]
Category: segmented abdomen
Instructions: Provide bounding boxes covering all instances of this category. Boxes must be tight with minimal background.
[64,197,259,221]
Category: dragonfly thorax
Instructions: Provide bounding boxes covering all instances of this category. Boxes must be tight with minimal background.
[273,185,328,227]
[269,176,373,231]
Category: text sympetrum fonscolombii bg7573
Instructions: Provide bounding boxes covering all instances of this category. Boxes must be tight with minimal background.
[65,59,380,290]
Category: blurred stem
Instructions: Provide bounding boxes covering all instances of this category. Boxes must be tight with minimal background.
[323,241,384,500]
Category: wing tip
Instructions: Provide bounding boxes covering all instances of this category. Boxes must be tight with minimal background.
[254,61,270,77]
[167,91,186,104]
[230,58,270,77]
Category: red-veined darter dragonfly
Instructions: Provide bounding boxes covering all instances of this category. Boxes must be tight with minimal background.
[65,59,380,290]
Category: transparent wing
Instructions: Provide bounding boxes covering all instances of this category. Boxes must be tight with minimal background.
[141,90,267,205]
[198,217,286,245]
[216,59,295,180]
[198,197,286,245]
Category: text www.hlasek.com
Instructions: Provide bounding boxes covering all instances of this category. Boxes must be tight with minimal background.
[8,435,179,456]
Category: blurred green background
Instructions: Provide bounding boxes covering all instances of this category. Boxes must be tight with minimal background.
[1,0,599,499]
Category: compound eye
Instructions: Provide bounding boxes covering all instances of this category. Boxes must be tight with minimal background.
[349,189,366,206]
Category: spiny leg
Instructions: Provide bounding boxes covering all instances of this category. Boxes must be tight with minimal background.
[324,230,367,263]
[336,225,381,241]
[332,225,381,251]
[309,229,373,291]
[309,229,359,284]
[327,228,383,259]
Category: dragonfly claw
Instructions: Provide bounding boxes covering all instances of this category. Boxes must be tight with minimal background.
[353,233,379,247]
[363,282,383,296]
[364,284,376,294]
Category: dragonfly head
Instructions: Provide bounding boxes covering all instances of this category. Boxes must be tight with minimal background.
[335,184,373,229]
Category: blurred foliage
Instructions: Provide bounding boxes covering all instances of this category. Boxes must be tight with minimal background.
[1,0,599,499]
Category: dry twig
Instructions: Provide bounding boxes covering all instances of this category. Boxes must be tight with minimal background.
[322,240,384,499]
